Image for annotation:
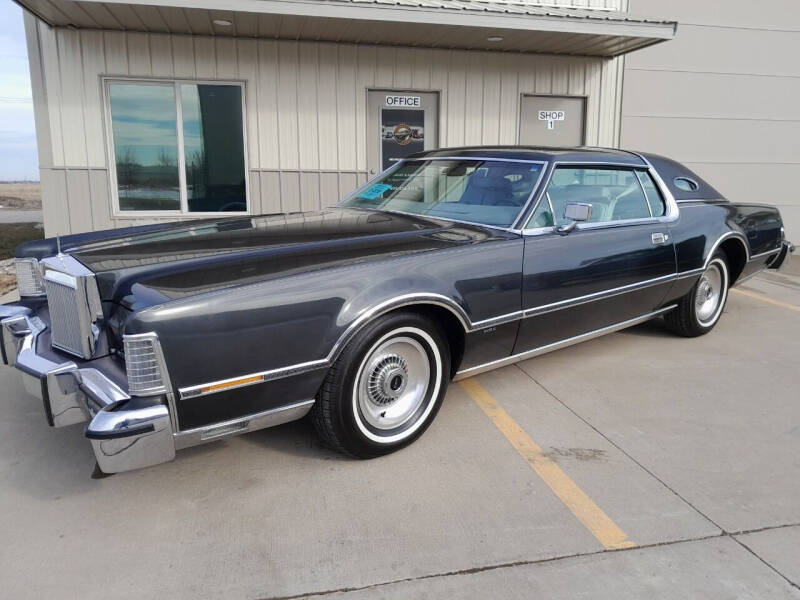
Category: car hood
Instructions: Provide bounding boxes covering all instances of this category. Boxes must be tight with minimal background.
[65,208,508,309]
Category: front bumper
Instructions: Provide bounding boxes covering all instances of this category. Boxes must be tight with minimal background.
[1,305,174,473]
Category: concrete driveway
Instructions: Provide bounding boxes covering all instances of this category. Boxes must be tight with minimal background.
[0,270,799,599]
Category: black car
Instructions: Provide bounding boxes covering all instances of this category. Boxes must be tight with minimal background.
[0,147,793,474]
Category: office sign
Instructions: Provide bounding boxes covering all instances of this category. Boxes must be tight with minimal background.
[386,95,421,107]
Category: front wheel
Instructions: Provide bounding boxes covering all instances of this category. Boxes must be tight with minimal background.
[665,251,730,337]
[311,311,450,458]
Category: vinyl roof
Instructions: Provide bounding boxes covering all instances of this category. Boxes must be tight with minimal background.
[16,0,677,57]
[412,145,647,164]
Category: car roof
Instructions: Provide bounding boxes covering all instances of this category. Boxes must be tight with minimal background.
[409,146,647,165]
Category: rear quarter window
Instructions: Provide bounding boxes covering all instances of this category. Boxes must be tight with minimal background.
[674,177,699,192]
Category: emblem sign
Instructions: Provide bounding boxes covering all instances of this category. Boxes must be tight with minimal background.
[380,104,425,169]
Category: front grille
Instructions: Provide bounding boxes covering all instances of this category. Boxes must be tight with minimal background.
[45,274,91,358]
[124,334,168,395]
[40,254,102,360]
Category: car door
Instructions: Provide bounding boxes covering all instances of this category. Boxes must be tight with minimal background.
[513,164,677,355]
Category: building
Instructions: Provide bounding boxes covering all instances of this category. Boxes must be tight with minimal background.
[621,0,800,238]
[16,0,800,238]
[14,0,680,235]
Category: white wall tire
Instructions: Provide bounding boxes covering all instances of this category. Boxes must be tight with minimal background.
[312,312,450,458]
[665,251,730,337]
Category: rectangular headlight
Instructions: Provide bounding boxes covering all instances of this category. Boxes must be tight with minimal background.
[123,332,169,396]
[14,258,46,297]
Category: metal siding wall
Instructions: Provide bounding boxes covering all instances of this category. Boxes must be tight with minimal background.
[622,0,800,237]
[33,28,622,234]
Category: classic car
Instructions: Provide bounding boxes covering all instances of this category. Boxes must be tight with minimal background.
[0,146,793,475]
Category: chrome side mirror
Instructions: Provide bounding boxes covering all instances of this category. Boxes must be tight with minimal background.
[557,203,592,235]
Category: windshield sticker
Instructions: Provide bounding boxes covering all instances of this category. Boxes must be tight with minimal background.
[358,183,392,200]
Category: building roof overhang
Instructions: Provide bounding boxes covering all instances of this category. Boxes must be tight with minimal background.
[14,0,677,57]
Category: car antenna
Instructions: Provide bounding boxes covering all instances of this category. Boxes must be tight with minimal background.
[56,235,62,256]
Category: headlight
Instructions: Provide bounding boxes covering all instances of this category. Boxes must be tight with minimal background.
[123,332,170,396]
[14,258,46,297]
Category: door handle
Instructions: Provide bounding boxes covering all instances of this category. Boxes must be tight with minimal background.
[651,232,669,244]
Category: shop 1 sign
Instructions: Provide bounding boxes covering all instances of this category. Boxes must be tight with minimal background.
[386,96,421,107]
[539,110,566,130]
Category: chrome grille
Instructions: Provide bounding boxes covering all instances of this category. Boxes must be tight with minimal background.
[41,254,103,360]
[44,275,86,357]
[124,334,168,395]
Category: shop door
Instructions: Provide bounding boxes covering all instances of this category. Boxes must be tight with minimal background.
[519,95,586,146]
[367,90,439,175]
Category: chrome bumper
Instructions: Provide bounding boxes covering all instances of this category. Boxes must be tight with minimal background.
[1,305,175,474]
[768,240,794,270]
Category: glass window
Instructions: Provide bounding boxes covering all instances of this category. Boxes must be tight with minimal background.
[546,167,652,225]
[342,159,544,228]
[527,195,555,228]
[108,80,246,214]
[181,84,246,212]
[637,171,665,217]
[109,83,181,211]
[674,177,698,192]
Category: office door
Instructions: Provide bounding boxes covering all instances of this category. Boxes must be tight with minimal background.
[367,90,439,176]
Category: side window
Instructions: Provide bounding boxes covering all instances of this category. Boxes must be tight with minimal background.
[545,167,652,225]
[527,195,555,228]
[637,171,666,217]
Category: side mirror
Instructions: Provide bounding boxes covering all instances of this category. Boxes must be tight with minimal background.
[557,203,592,235]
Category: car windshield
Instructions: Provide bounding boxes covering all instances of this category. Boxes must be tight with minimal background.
[342,159,545,227]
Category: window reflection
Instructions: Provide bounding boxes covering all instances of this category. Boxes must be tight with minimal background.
[181,84,246,213]
[108,81,247,213]
[109,83,181,211]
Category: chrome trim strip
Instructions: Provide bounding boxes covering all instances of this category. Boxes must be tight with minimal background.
[178,358,328,400]
[522,273,676,318]
[173,399,315,450]
[749,247,781,261]
[520,160,679,233]
[453,305,677,380]
[675,267,705,280]
[705,231,750,267]
[411,156,548,164]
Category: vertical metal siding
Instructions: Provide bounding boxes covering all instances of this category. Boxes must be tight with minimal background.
[32,26,623,234]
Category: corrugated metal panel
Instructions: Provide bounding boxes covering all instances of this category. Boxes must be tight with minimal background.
[32,27,623,232]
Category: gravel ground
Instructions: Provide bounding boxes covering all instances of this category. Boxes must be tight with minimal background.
[0,259,16,296]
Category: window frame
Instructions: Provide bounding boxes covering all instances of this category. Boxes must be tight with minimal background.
[102,77,250,218]
[522,161,679,235]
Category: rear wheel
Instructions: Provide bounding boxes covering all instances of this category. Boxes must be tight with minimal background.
[312,311,450,458]
[665,250,729,337]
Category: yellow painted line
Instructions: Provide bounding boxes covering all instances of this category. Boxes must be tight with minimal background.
[459,378,636,550]
[732,288,800,313]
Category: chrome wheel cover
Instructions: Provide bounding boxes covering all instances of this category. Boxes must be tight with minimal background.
[695,261,725,326]
[357,335,430,430]
[352,326,442,444]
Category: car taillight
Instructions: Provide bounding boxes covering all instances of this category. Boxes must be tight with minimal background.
[14,258,46,297]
